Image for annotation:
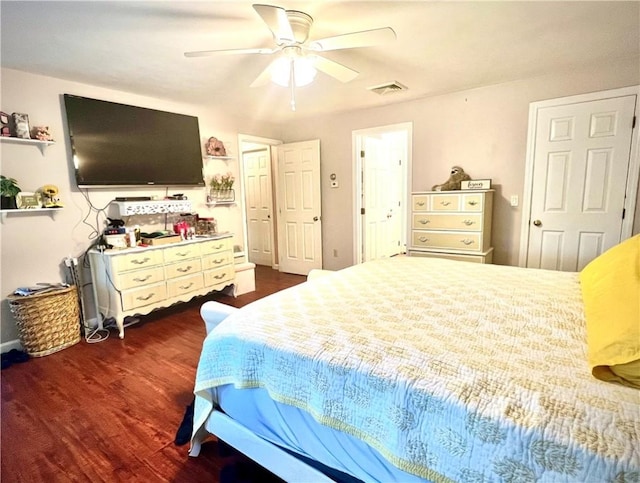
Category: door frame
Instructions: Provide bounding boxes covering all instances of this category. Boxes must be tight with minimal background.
[352,122,413,265]
[238,133,283,269]
[518,86,640,267]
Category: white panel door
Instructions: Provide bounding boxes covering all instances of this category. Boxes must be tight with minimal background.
[526,95,636,271]
[244,148,273,266]
[362,134,403,261]
[277,139,322,275]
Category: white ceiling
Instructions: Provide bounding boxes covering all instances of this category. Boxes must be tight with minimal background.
[2,1,639,123]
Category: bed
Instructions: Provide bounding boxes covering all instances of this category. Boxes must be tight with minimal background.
[189,239,639,482]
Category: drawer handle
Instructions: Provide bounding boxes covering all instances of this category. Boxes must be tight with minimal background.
[418,236,429,242]
[176,251,190,257]
[440,201,451,206]
[416,201,425,207]
[177,266,193,273]
[418,219,430,225]
[212,258,225,264]
[213,273,227,280]
[468,201,478,206]
[462,219,476,226]
[131,257,151,265]
[213,244,224,249]
[461,239,475,245]
[136,293,155,301]
[133,275,151,282]
[179,282,194,290]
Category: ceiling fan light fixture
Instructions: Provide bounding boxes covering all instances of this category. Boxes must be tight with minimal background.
[270,55,317,87]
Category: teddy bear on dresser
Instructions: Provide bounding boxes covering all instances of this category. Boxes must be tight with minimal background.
[432,166,471,191]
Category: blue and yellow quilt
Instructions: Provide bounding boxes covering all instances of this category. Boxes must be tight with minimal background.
[192,257,639,482]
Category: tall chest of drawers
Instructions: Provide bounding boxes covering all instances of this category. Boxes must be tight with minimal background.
[408,190,494,263]
[88,234,235,338]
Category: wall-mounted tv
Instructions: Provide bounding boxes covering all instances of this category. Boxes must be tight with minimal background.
[63,94,205,188]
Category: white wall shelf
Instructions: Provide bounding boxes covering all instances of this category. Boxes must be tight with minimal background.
[111,199,193,217]
[205,201,236,207]
[0,136,55,155]
[0,207,62,222]
[204,155,235,161]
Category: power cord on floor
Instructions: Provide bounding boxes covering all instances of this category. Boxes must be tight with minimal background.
[65,256,110,344]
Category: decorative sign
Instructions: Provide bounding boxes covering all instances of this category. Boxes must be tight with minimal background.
[16,192,42,209]
[461,179,491,190]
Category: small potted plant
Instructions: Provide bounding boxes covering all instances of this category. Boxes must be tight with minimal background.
[208,172,235,203]
[1,175,21,209]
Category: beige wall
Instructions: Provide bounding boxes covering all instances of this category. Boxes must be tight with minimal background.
[2,57,639,345]
[0,68,281,345]
[280,57,640,270]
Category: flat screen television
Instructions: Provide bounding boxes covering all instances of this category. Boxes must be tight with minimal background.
[63,94,205,188]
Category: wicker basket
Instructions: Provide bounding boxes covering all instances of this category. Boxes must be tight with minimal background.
[7,286,81,357]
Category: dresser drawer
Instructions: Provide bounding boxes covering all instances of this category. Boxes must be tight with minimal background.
[412,195,430,212]
[204,265,235,287]
[165,258,203,280]
[121,282,167,311]
[412,231,482,251]
[462,193,484,212]
[409,249,493,264]
[412,213,482,231]
[202,251,234,270]
[430,194,461,211]
[112,250,164,273]
[166,273,204,298]
[200,238,232,255]
[115,266,165,290]
[163,244,201,263]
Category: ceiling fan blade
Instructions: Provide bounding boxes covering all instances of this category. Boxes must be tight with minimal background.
[184,47,277,58]
[250,60,277,87]
[310,55,359,83]
[253,4,295,44]
[309,27,396,52]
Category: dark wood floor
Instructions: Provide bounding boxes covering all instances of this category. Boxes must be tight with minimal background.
[1,265,306,483]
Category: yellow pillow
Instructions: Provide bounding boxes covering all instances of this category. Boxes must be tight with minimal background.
[580,235,640,388]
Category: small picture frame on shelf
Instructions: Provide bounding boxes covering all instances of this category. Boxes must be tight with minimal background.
[16,192,42,209]
[0,112,10,137]
[10,113,31,139]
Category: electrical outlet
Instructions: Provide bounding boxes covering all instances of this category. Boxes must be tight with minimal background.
[510,195,519,207]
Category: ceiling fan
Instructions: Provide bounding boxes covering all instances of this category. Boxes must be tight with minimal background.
[184,4,396,109]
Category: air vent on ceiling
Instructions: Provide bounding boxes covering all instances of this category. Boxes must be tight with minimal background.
[367,81,408,95]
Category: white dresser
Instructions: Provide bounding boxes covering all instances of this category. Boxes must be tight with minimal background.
[408,190,494,263]
[88,234,235,338]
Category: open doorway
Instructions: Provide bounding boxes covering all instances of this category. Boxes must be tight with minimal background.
[353,123,412,264]
[238,134,282,269]
[238,134,324,275]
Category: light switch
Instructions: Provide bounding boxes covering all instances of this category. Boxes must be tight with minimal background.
[510,195,519,207]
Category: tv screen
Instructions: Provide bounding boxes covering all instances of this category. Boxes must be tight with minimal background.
[63,94,205,187]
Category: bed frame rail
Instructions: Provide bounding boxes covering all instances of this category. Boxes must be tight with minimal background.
[195,300,336,482]
[208,410,334,482]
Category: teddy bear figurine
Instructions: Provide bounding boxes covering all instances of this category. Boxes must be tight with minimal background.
[32,126,54,142]
[432,166,471,191]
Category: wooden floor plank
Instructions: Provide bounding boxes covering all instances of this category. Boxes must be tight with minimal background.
[1,265,305,482]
